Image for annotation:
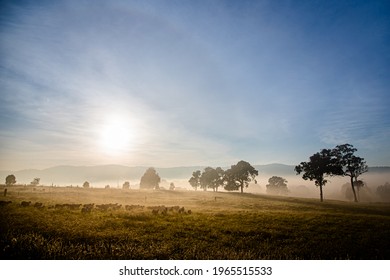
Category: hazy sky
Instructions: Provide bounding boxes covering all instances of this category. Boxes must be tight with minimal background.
[1,0,389,170]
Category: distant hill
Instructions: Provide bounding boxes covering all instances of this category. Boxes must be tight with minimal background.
[254,163,296,175]
[0,164,389,186]
[368,166,390,173]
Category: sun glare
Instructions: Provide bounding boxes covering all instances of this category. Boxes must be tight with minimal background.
[99,116,134,155]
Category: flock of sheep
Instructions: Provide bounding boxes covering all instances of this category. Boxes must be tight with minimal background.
[0,200,192,215]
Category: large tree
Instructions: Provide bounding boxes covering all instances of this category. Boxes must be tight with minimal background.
[224,160,258,193]
[140,167,161,189]
[5,174,16,186]
[333,144,368,202]
[266,176,288,195]
[188,170,201,191]
[200,167,224,192]
[295,149,341,202]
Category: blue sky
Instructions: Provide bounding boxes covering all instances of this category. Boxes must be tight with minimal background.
[0,0,389,170]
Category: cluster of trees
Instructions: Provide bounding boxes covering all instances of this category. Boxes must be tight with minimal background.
[295,143,368,202]
[188,160,258,193]
[3,143,387,203]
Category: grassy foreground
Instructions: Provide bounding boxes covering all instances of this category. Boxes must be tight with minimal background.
[0,186,389,259]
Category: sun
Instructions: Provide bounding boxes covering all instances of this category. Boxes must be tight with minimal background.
[99,116,134,155]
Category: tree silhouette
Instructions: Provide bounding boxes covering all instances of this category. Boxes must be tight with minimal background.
[295,149,341,202]
[200,167,224,192]
[214,167,225,192]
[5,174,16,186]
[122,181,130,189]
[30,178,40,186]
[83,181,90,188]
[140,167,161,189]
[266,176,288,195]
[376,182,390,202]
[189,170,201,191]
[224,160,258,193]
[333,144,368,202]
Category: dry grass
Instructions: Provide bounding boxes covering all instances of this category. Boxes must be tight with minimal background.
[1,186,389,259]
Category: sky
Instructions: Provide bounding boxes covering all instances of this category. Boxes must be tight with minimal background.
[0,0,389,170]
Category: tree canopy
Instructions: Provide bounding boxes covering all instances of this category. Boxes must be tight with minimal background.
[266,176,288,195]
[30,178,40,186]
[376,182,390,202]
[200,167,224,192]
[333,144,368,202]
[140,167,161,189]
[224,160,258,193]
[188,170,201,191]
[295,143,368,202]
[5,174,16,186]
[122,181,130,189]
[295,149,341,202]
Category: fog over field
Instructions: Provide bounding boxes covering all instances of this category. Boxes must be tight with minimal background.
[2,164,389,202]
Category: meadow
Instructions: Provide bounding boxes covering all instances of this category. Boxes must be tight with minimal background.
[0,185,389,260]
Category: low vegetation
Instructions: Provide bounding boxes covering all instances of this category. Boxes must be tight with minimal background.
[0,186,389,259]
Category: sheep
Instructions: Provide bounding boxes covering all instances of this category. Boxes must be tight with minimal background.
[81,203,94,213]
[68,203,81,210]
[0,201,12,206]
[20,201,31,207]
[33,202,44,209]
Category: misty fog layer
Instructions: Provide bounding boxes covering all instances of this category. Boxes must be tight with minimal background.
[1,164,389,202]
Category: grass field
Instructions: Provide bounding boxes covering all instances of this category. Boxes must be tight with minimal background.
[1,186,389,260]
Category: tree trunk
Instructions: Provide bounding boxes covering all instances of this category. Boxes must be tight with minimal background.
[355,178,361,201]
[351,177,358,202]
[240,181,244,193]
[319,184,323,202]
